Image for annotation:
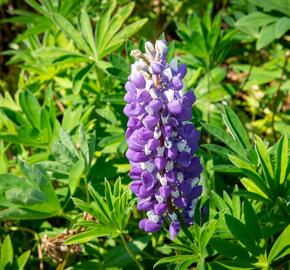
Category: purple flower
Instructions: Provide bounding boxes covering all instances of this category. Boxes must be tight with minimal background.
[124,40,202,240]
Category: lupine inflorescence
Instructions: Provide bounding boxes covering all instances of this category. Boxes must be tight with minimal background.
[123,40,202,240]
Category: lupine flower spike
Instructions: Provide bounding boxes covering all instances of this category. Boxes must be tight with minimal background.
[124,40,202,240]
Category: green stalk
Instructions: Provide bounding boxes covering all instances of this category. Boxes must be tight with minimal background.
[120,234,144,270]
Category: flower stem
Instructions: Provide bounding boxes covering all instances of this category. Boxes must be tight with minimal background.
[120,234,144,270]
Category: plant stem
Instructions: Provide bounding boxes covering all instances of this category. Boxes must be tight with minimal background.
[57,252,69,270]
[120,234,144,270]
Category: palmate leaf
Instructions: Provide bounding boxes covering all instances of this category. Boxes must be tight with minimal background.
[0,162,61,219]
[98,19,148,59]
[95,1,117,54]
[68,178,133,244]
[256,24,276,50]
[98,2,135,53]
[95,1,147,59]
[275,17,290,38]
[225,214,260,256]
[1,89,57,147]
[210,238,249,259]
[79,10,96,55]
[52,13,91,54]
[14,20,52,43]
[235,12,277,29]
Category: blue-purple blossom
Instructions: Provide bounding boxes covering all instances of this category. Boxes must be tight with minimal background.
[124,40,203,240]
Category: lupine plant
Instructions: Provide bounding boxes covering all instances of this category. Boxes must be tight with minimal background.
[0,0,289,269]
[124,40,202,239]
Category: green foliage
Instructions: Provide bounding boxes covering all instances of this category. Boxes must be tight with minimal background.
[203,106,290,208]
[0,235,30,270]
[0,161,61,219]
[66,178,134,244]
[235,1,290,49]
[0,0,289,269]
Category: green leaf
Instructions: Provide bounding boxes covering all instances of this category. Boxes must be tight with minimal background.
[235,190,270,204]
[256,24,276,50]
[0,235,13,268]
[255,136,275,190]
[200,219,218,250]
[275,133,288,185]
[19,89,42,130]
[225,214,259,256]
[68,158,85,195]
[275,17,290,38]
[210,238,248,259]
[24,0,47,16]
[17,250,31,270]
[79,9,96,55]
[202,123,247,158]
[88,184,111,222]
[202,144,235,158]
[268,224,290,262]
[229,155,271,198]
[98,2,135,54]
[154,255,199,268]
[99,18,148,59]
[14,21,51,43]
[211,191,229,212]
[62,106,83,132]
[79,125,89,169]
[65,225,117,244]
[217,260,256,269]
[72,63,94,94]
[223,106,252,151]
[243,200,261,242]
[95,1,117,55]
[104,179,114,211]
[52,13,91,53]
[59,129,79,160]
[235,12,277,29]
[232,186,241,219]
[0,163,61,220]
[253,0,290,17]
[213,165,242,174]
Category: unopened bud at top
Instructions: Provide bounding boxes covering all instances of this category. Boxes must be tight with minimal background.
[155,40,168,55]
[145,41,155,55]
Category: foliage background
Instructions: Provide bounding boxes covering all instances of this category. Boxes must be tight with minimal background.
[0,0,289,269]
